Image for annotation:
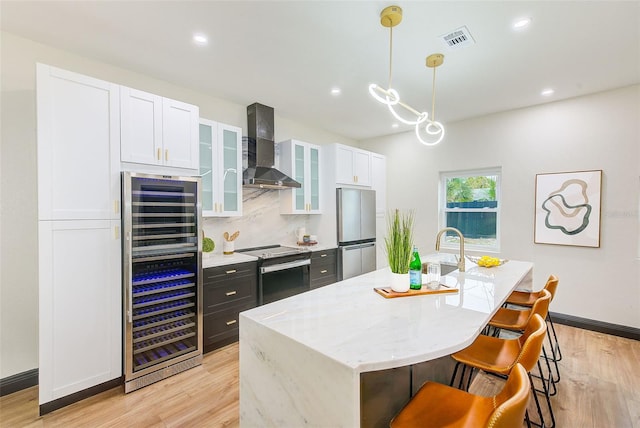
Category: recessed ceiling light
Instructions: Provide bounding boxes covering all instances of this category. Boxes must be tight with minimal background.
[541,88,555,96]
[513,17,532,29]
[391,123,399,129]
[331,87,341,96]
[193,33,208,46]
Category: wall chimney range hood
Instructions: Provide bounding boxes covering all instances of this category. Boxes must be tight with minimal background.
[243,103,301,189]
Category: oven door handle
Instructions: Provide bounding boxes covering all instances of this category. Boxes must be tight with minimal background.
[260,258,311,274]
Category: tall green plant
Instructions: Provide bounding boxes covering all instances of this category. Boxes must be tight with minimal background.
[385,209,415,274]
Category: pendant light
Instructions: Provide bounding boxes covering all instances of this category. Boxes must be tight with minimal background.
[368,5,446,145]
[368,6,428,126]
[416,54,445,146]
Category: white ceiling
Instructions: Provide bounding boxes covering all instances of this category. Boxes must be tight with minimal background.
[2,1,639,141]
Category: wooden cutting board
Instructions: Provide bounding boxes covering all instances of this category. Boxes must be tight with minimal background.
[374,285,458,298]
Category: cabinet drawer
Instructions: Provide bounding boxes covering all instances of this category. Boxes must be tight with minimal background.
[203,302,254,345]
[310,261,336,280]
[311,249,337,263]
[310,249,337,288]
[311,250,337,277]
[203,262,257,283]
[311,273,337,289]
[203,279,255,312]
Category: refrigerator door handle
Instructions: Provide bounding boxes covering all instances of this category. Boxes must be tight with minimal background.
[343,242,376,250]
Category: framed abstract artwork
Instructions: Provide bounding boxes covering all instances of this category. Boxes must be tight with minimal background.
[534,170,602,247]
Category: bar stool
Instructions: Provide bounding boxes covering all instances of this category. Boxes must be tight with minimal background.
[506,275,561,384]
[489,290,556,396]
[450,314,553,428]
[390,363,530,428]
[489,289,551,333]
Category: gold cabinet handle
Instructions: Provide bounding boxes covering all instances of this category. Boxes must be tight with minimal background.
[225,290,237,296]
[165,149,169,162]
[114,225,119,239]
[226,319,237,326]
[157,148,161,161]
[320,269,328,274]
[225,269,237,274]
[114,200,119,214]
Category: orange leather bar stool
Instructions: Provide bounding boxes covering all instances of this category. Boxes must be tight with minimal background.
[450,314,554,428]
[506,275,561,384]
[390,363,530,428]
[489,290,556,396]
[489,289,551,333]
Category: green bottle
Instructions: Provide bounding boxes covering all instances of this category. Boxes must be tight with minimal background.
[409,246,422,290]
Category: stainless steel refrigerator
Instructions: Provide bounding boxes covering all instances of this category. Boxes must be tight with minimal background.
[337,188,377,280]
[121,172,203,393]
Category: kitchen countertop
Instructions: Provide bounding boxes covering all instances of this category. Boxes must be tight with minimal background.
[239,260,533,427]
[201,243,337,269]
[201,252,258,269]
[291,242,337,252]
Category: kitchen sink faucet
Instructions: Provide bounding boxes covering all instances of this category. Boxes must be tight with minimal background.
[435,227,465,272]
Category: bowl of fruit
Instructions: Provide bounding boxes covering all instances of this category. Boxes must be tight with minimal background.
[466,255,508,267]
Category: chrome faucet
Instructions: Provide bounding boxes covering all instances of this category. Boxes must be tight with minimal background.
[435,227,465,272]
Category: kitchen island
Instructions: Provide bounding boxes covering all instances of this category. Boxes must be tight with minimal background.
[239,260,533,428]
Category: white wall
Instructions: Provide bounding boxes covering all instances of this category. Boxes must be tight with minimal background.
[362,85,640,329]
[0,31,355,378]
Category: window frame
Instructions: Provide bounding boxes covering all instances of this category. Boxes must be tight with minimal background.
[438,167,502,253]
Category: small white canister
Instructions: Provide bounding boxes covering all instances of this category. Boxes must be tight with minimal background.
[223,240,234,255]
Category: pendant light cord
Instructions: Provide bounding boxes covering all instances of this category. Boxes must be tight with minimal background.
[388,25,394,89]
[431,66,437,122]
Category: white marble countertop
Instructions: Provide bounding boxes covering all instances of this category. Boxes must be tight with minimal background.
[201,243,337,269]
[286,242,338,252]
[201,252,258,269]
[240,260,533,373]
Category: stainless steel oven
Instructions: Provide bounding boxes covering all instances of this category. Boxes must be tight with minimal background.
[238,246,311,305]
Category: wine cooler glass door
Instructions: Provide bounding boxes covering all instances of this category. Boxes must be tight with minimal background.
[122,172,203,392]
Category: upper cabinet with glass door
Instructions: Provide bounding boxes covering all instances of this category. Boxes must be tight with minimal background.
[199,119,242,217]
[279,139,321,214]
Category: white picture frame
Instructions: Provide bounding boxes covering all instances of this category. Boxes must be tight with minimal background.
[534,170,602,248]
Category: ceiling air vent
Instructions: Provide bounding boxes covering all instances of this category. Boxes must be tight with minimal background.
[440,26,475,50]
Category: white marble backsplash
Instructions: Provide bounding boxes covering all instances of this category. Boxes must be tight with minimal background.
[202,187,311,252]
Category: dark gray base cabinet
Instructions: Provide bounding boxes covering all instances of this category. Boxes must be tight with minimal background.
[203,261,257,354]
[310,248,337,289]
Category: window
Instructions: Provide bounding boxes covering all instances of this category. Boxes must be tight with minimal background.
[439,168,501,252]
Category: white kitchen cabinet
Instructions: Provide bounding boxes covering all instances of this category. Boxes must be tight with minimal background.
[38,220,122,404]
[121,86,199,171]
[36,64,123,411]
[334,143,372,186]
[36,64,121,221]
[279,139,322,214]
[199,119,242,217]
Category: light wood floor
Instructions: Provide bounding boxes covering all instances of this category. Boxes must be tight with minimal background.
[1,324,639,427]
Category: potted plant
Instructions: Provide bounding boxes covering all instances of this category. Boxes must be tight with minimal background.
[202,230,215,258]
[385,208,415,292]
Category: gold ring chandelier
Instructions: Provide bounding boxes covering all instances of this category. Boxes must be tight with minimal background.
[368,5,446,146]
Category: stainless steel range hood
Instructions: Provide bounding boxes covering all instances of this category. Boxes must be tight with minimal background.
[243,103,301,189]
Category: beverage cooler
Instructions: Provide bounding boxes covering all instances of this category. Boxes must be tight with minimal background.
[121,172,203,393]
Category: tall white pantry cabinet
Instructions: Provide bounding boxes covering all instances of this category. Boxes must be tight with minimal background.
[36,64,122,411]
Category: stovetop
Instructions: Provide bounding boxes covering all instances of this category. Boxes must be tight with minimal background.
[238,245,310,259]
